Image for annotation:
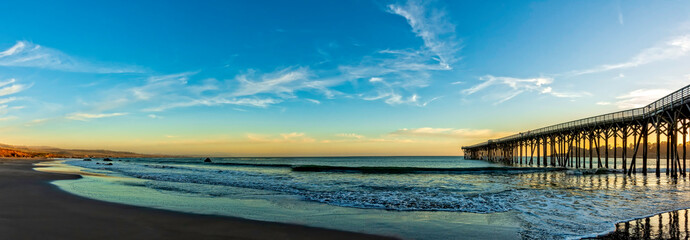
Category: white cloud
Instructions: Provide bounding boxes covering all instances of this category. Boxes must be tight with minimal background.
[0,79,29,97]
[569,34,690,76]
[463,75,553,95]
[306,99,321,104]
[0,41,142,73]
[0,79,29,118]
[360,76,439,106]
[336,133,364,139]
[0,84,28,97]
[145,97,281,112]
[232,67,340,98]
[463,75,589,104]
[387,0,458,70]
[335,0,459,106]
[247,132,316,143]
[549,91,590,98]
[361,91,438,106]
[23,118,51,127]
[466,34,690,104]
[0,78,16,88]
[390,127,511,139]
[613,89,670,109]
[131,72,196,101]
[138,67,351,112]
[369,77,384,83]
[66,112,128,121]
[0,97,16,105]
[9,1,460,117]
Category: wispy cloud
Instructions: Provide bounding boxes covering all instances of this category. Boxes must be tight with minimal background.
[336,0,460,106]
[390,127,511,139]
[387,0,459,70]
[336,133,365,139]
[0,79,30,120]
[360,77,440,106]
[612,89,671,109]
[306,99,321,104]
[145,97,281,112]
[463,75,553,95]
[0,79,30,97]
[462,75,587,104]
[0,97,17,105]
[130,72,196,101]
[465,33,690,104]
[66,112,128,121]
[321,132,421,144]
[247,132,316,143]
[596,101,611,106]
[137,68,344,112]
[24,118,51,127]
[232,67,341,98]
[0,41,142,73]
[4,1,460,120]
[568,34,690,76]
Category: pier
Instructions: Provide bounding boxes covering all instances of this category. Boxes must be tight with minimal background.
[462,84,690,178]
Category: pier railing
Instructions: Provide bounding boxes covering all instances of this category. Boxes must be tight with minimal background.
[463,84,690,149]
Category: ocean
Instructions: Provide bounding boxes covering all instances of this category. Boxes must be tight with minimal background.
[39,157,690,239]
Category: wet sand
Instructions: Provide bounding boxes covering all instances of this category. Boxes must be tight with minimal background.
[0,158,396,240]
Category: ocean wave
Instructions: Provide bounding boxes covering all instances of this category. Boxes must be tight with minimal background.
[63,159,690,240]
[291,165,567,174]
[212,162,294,168]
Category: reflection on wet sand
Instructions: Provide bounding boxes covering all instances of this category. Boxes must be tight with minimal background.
[594,209,690,239]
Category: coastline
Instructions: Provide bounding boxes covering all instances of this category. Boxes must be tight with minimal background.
[0,158,396,240]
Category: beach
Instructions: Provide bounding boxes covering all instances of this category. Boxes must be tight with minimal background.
[0,158,395,240]
[13,156,690,239]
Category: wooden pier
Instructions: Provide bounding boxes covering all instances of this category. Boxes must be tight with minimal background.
[462,84,690,177]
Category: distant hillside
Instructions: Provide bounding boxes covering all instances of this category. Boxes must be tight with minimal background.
[0,143,174,158]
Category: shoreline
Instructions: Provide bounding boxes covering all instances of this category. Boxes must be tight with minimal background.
[0,158,397,240]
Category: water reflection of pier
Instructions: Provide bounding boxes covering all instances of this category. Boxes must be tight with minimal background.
[462,85,690,178]
[594,209,690,239]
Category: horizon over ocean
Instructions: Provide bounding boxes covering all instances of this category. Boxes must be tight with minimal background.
[36,156,690,240]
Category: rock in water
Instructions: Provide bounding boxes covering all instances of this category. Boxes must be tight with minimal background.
[204,158,212,163]
[103,158,112,161]
[104,163,113,166]
[83,158,92,161]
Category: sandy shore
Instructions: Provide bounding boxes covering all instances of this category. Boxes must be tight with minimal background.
[0,158,396,240]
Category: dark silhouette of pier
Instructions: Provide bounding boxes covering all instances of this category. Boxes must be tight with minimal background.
[462,84,690,178]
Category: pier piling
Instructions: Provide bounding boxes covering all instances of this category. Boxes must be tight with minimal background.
[462,84,690,178]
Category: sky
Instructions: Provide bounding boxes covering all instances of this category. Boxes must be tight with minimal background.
[0,0,689,156]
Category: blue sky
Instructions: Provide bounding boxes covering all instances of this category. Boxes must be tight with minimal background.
[0,0,689,156]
